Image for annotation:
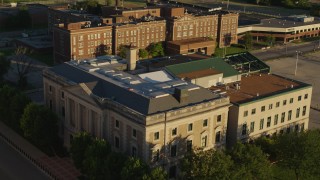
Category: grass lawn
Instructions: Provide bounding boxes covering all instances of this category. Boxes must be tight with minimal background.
[214,46,247,57]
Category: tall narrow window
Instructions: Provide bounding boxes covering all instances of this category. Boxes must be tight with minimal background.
[250,122,255,132]
[281,112,285,123]
[260,119,264,130]
[187,140,192,152]
[188,123,193,132]
[201,136,207,147]
[115,136,120,148]
[242,124,247,135]
[171,144,177,157]
[274,114,278,125]
[215,131,221,143]
[203,119,208,127]
[288,110,292,121]
[302,106,307,116]
[296,108,300,118]
[267,117,271,127]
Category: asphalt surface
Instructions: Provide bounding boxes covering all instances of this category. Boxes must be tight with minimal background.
[0,138,51,180]
[252,40,320,61]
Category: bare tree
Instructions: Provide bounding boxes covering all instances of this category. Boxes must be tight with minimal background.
[12,46,33,89]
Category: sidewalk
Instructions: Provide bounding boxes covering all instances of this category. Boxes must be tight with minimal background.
[0,121,81,180]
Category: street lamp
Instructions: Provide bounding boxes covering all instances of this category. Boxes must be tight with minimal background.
[295,51,301,76]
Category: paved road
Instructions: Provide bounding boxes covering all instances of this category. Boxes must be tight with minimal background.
[0,138,51,180]
[252,41,320,61]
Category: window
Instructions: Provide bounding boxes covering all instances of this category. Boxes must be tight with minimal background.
[169,166,176,179]
[61,91,64,99]
[203,119,208,127]
[78,35,83,41]
[61,106,65,117]
[296,108,300,118]
[250,122,255,132]
[288,110,292,121]
[290,98,294,104]
[188,123,193,132]
[217,115,222,122]
[260,119,264,130]
[49,100,52,110]
[281,112,285,123]
[244,111,248,117]
[286,127,291,133]
[274,114,278,125]
[215,131,221,143]
[131,146,137,157]
[172,128,177,136]
[252,108,256,115]
[132,129,137,138]
[201,136,207,147]
[153,149,160,161]
[304,94,308,99]
[295,124,299,132]
[154,132,159,140]
[242,124,247,135]
[301,123,305,131]
[269,104,273,110]
[267,117,271,127]
[49,85,52,93]
[115,136,120,148]
[302,106,307,116]
[187,140,192,152]
[115,120,120,128]
[171,144,177,157]
[298,96,302,101]
[276,102,280,107]
[283,100,287,106]
[261,106,265,112]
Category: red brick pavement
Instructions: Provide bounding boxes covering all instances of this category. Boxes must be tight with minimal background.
[37,156,81,180]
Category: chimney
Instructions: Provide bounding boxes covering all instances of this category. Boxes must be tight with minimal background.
[126,46,138,71]
[174,87,189,103]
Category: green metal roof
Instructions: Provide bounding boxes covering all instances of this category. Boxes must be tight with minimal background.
[165,57,240,78]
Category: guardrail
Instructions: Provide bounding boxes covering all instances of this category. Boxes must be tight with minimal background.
[0,123,58,180]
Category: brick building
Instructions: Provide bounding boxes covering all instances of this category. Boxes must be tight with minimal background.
[51,4,239,62]
[112,17,166,54]
[53,21,113,63]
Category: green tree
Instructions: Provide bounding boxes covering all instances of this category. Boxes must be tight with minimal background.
[118,45,127,58]
[266,35,275,46]
[106,152,128,179]
[0,85,30,131]
[275,130,320,179]
[0,56,10,83]
[73,0,102,15]
[83,139,112,180]
[145,167,167,180]
[139,49,149,59]
[244,32,253,50]
[254,136,277,160]
[121,157,149,180]
[228,142,272,179]
[106,0,114,6]
[12,46,33,89]
[20,103,58,147]
[180,149,233,179]
[148,42,164,57]
[70,132,94,170]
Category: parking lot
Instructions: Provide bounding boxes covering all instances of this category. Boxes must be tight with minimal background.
[266,52,320,129]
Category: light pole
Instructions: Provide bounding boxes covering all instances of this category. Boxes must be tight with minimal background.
[295,51,301,76]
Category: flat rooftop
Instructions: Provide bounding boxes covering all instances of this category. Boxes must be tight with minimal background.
[210,73,309,104]
[177,68,221,79]
[256,17,320,29]
[138,53,210,69]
